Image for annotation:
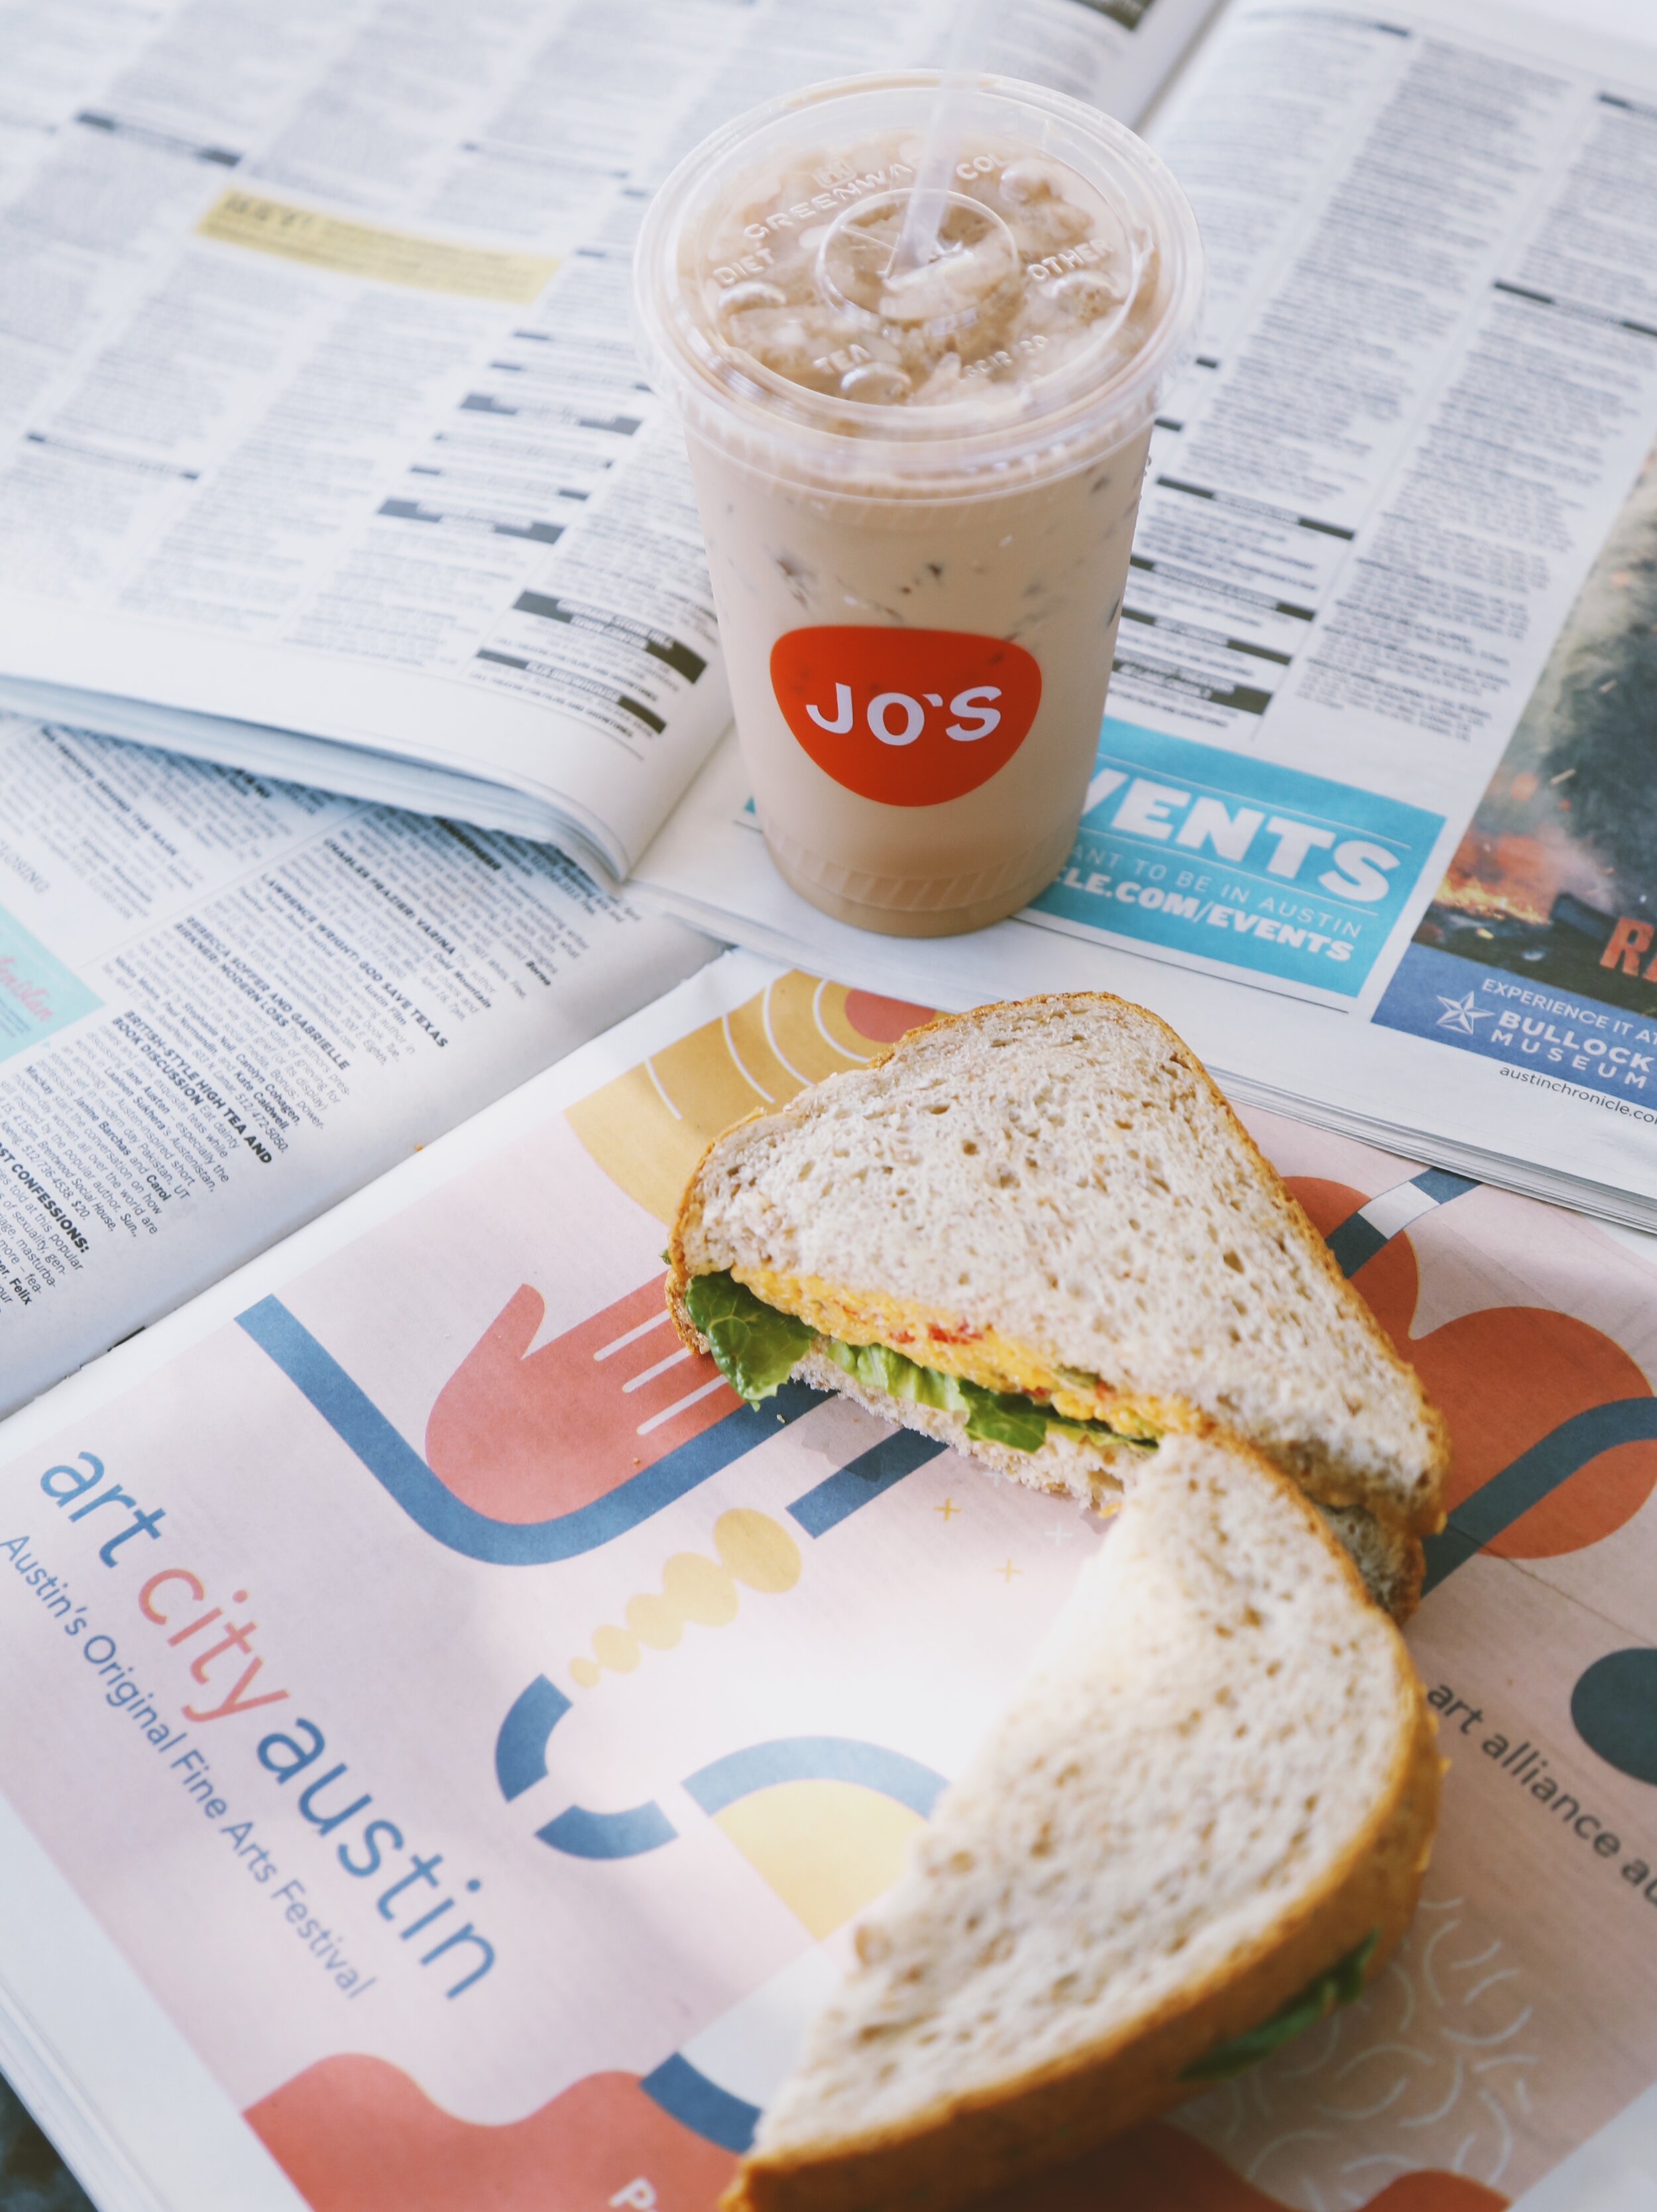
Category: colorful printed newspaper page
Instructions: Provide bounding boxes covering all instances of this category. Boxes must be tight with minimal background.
[1373,445,1657,1114]
[1,951,1656,2210]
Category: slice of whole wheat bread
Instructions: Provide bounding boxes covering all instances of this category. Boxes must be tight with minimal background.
[670,992,1446,1538]
[723,1432,1441,2212]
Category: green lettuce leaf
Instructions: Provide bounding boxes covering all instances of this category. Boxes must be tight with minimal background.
[961,1385,1053,1453]
[683,1271,812,1403]
[683,1271,1157,1453]
[824,1336,973,1415]
[1178,1930,1379,2081]
[826,1334,1147,1456]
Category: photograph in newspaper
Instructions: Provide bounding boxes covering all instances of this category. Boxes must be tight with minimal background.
[2,958,1657,2209]
[1374,445,1657,1112]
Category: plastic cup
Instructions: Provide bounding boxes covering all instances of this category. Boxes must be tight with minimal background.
[634,71,1203,937]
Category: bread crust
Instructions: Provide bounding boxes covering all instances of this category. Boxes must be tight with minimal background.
[667,990,1449,1539]
[720,1445,1442,2212]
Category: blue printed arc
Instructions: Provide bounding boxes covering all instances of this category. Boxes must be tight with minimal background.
[237,1296,942,1566]
[640,2052,760,2154]
[241,1185,1654,1609]
[683,1736,944,1819]
[503,1701,948,1865]
[1029,718,1444,997]
[632,1736,950,2156]
[627,1747,949,2156]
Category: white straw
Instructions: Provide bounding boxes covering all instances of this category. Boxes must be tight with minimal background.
[889,0,1001,280]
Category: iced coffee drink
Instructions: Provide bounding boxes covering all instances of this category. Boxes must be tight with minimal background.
[634,74,1202,936]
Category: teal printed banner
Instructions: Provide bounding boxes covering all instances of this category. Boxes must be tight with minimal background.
[1030,720,1444,997]
[0,905,101,1061]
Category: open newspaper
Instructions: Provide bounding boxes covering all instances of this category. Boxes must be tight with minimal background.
[0,707,714,1420]
[0,0,1215,886]
[634,0,1657,1232]
[1,949,1656,2212]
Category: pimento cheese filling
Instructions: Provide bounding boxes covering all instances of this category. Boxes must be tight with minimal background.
[732,1265,1172,1444]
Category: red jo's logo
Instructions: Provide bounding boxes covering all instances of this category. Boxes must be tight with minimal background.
[770,626,1042,806]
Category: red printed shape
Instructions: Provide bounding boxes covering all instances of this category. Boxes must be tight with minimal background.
[425,1276,738,1522]
[842,990,935,1045]
[771,626,1041,806]
[247,2056,736,2212]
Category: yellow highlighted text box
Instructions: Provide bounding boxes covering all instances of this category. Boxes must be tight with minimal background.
[197,191,557,303]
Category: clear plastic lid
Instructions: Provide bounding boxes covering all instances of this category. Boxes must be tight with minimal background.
[633,71,1203,494]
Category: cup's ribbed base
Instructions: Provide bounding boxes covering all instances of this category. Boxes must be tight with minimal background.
[760,817,1074,938]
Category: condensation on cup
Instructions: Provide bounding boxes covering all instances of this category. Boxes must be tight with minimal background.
[634,72,1204,937]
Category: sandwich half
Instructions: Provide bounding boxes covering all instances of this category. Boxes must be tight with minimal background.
[668,992,1447,1611]
[722,1431,1441,2212]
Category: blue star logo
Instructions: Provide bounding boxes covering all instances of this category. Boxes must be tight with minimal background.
[1435,990,1491,1036]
